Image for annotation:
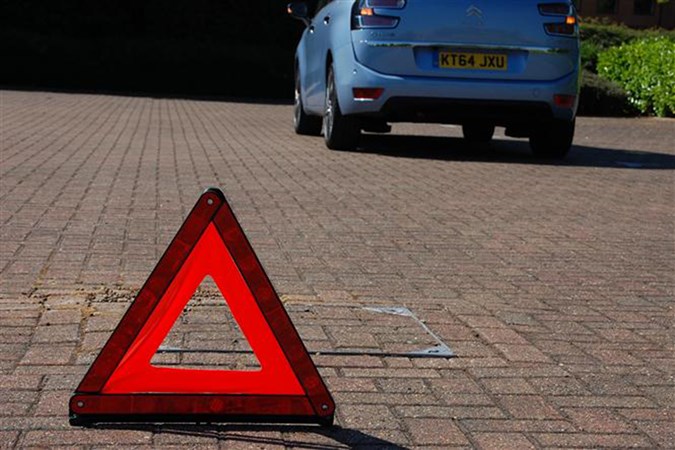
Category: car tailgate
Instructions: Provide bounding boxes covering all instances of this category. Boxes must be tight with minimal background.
[351,0,578,81]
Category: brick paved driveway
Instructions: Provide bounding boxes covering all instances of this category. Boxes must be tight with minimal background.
[1,90,673,448]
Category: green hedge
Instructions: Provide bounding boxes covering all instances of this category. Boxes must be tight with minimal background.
[597,37,675,117]
[578,21,675,116]
[580,20,675,71]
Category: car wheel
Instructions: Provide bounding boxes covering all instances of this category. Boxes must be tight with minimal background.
[529,119,575,159]
[462,123,495,143]
[294,68,322,136]
[323,66,360,150]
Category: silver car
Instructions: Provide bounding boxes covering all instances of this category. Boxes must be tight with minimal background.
[289,0,580,158]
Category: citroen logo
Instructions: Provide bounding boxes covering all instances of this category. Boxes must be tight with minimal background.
[466,5,483,17]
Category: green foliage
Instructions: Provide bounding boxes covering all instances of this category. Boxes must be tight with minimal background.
[580,41,602,71]
[579,20,675,72]
[597,37,675,116]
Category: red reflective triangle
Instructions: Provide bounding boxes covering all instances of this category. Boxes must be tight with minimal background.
[70,188,334,426]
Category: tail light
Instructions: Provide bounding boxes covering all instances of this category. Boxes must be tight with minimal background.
[544,20,577,36]
[539,2,578,36]
[352,0,405,29]
[554,94,576,108]
[353,88,384,101]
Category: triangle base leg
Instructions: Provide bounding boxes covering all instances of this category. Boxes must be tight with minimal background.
[69,393,334,427]
[70,412,334,427]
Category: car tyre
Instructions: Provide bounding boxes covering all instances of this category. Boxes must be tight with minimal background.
[294,68,322,136]
[462,123,495,143]
[323,66,360,150]
[529,119,575,159]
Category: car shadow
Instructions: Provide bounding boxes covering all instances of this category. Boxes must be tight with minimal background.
[93,423,407,449]
[352,134,675,170]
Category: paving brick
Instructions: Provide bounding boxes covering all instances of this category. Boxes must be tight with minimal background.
[462,419,575,433]
[32,324,80,343]
[0,390,39,405]
[41,373,82,391]
[339,427,410,447]
[19,345,74,366]
[335,392,440,406]
[222,441,285,450]
[338,404,400,430]
[1,91,673,448]
[480,378,535,395]
[283,430,349,448]
[497,395,562,420]
[152,428,220,446]
[531,432,652,448]
[549,395,656,409]
[324,377,378,393]
[474,328,529,345]
[634,420,675,447]
[313,355,384,368]
[0,431,19,448]
[562,407,635,433]
[21,430,153,446]
[0,374,42,390]
[527,377,590,396]
[617,408,673,422]
[404,418,470,446]
[33,390,71,416]
[397,405,506,419]
[492,344,550,363]
[438,393,495,407]
[341,368,440,378]
[375,378,429,394]
[429,373,483,394]
[0,403,31,416]
[38,309,81,326]
[472,432,536,450]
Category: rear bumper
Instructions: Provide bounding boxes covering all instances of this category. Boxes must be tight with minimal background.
[376,98,553,126]
[337,60,579,122]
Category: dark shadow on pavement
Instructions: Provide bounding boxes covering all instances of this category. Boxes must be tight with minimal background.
[353,134,675,170]
[94,423,408,449]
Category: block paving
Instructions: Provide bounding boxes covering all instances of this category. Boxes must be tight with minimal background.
[0,90,674,448]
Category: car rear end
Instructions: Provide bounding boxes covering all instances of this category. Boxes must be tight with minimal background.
[340,0,580,127]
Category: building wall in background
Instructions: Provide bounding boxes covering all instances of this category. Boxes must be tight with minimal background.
[576,0,675,29]
[0,0,303,98]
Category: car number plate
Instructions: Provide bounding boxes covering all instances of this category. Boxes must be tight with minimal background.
[438,52,508,71]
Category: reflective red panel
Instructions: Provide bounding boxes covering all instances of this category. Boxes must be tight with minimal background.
[70,188,334,426]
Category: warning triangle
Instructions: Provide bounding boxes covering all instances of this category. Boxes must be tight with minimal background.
[70,188,334,426]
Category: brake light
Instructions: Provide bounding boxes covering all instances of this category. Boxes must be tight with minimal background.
[353,88,384,101]
[539,2,577,36]
[554,94,576,108]
[544,22,577,36]
[352,0,405,29]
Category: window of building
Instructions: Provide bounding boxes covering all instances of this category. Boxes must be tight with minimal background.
[597,0,617,14]
[634,0,655,15]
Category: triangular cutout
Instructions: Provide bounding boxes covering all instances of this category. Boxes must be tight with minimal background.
[152,276,261,371]
[70,188,334,426]
[101,227,302,395]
